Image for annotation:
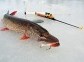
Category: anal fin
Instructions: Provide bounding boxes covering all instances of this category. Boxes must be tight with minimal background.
[0,27,9,31]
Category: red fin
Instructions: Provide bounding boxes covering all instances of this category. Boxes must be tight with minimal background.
[0,27,9,31]
[20,34,29,40]
[10,11,17,15]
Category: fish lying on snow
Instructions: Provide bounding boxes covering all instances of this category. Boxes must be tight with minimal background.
[0,11,60,49]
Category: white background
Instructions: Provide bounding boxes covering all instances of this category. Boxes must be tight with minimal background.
[0,0,84,62]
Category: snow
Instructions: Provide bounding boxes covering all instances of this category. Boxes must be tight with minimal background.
[0,0,84,62]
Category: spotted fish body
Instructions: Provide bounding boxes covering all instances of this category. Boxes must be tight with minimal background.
[2,12,60,48]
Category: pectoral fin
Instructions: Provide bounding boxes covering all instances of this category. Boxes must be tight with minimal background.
[32,20,44,23]
[20,34,30,40]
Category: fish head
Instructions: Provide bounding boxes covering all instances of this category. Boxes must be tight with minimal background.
[40,33,60,47]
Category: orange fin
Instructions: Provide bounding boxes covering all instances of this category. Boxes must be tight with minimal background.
[0,27,9,31]
[20,34,29,40]
[10,11,17,15]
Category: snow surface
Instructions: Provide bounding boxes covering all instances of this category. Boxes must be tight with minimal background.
[0,0,84,62]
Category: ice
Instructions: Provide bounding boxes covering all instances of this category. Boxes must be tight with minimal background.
[0,0,84,62]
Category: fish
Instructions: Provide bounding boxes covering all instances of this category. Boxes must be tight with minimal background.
[1,11,60,49]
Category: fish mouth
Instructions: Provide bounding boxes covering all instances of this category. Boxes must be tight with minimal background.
[49,42,60,47]
[41,42,60,47]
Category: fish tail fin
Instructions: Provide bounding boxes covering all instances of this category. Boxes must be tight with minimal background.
[7,10,9,14]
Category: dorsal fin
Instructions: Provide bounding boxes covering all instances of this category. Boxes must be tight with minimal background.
[10,11,17,15]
